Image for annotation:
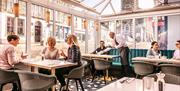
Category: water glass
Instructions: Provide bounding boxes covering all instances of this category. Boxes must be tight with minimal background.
[143,77,154,91]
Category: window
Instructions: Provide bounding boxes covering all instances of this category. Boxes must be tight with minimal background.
[17,19,25,36]
[7,17,14,35]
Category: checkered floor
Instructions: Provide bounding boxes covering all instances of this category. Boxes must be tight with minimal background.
[56,77,117,91]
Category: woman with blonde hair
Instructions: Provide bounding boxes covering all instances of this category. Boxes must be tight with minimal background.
[61,34,81,66]
[59,34,82,90]
[39,36,67,91]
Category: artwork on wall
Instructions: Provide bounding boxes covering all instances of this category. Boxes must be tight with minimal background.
[157,16,168,50]
[135,17,156,49]
[116,19,134,48]
[100,16,168,50]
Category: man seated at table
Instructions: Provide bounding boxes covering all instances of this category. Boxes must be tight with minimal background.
[0,34,27,90]
[146,41,161,57]
[90,40,109,76]
[173,40,180,59]
[92,40,109,54]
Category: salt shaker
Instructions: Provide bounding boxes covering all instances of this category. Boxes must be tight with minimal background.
[156,72,165,91]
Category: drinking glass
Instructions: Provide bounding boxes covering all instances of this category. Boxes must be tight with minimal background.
[143,77,154,91]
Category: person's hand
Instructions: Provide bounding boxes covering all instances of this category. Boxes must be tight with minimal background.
[21,52,28,59]
[59,50,66,57]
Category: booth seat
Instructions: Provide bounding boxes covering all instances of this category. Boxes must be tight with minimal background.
[109,48,174,66]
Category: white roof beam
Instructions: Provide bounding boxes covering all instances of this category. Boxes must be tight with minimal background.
[93,0,106,8]
[100,0,111,14]
[110,1,116,14]
[20,0,99,20]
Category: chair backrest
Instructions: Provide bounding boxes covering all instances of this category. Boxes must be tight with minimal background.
[147,73,180,85]
[159,64,180,76]
[132,61,155,76]
[0,68,19,84]
[15,70,57,91]
[93,59,111,70]
[67,61,88,79]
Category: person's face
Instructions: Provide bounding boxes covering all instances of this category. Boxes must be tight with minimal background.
[66,37,72,45]
[100,41,105,47]
[48,40,55,48]
[176,42,180,49]
[12,38,20,46]
[109,33,114,39]
[152,43,159,50]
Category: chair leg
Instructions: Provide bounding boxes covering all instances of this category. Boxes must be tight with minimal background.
[0,84,3,91]
[136,74,139,79]
[15,80,22,91]
[75,80,78,91]
[91,70,97,82]
[103,71,106,84]
[78,79,84,91]
[66,79,70,91]
[110,75,113,81]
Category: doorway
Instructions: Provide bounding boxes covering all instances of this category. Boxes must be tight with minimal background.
[35,21,41,42]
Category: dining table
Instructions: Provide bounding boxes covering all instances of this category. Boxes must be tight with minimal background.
[132,57,180,65]
[21,59,77,91]
[82,53,120,81]
[97,77,180,91]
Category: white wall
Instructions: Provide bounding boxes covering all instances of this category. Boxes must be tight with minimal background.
[168,0,180,3]
[167,15,180,50]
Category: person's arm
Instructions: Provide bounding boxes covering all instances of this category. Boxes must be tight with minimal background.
[115,35,127,48]
[146,49,152,57]
[56,49,60,60]
[7,47,20,66]
[59,49,68,60]
[173,50,177,59]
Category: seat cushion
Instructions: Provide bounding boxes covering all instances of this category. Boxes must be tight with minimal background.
[22,79,55,91]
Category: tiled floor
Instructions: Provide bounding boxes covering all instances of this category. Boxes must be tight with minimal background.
[56,77,118,91]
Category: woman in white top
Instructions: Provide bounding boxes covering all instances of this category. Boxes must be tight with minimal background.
[173,40,180,59]
[146,41,161,57]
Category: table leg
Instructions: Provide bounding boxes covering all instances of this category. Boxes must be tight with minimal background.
[105,69,112,81]
[51,68,56,91]
[30,66,35,72]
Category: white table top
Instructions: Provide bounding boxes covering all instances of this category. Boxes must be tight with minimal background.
[21,59,77,70]
[97,78,180,91]
[82,53,119,59]
[132,57,180,64]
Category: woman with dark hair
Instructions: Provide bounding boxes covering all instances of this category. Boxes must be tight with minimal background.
[173,40,180,59]
[0,34,27,91]
[146,41,161,57]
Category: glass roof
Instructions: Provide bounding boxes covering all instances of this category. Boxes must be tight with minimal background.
[81,0,121,15]
[67,0,122,16]
[62,0,179,16]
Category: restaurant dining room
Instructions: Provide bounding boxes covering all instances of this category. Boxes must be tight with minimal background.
[0,0,180,91]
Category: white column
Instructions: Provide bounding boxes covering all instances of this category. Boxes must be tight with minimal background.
[14,17,18,34]
[132,18,136,48]
[26,1,31,56]
[53,9,56,36]
[84,19,88,53]
[71,15,74,34]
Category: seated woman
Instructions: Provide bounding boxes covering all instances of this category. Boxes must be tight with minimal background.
[173,40,180,59]
[60,34,82,90]
[60,34,82,66]
[146,41,161,57]
[38,37,67,90]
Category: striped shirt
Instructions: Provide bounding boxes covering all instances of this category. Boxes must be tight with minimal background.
[173,49,180,59]
[0,44,21,69]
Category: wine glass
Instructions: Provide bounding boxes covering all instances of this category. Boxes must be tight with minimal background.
[143,77,154,91]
